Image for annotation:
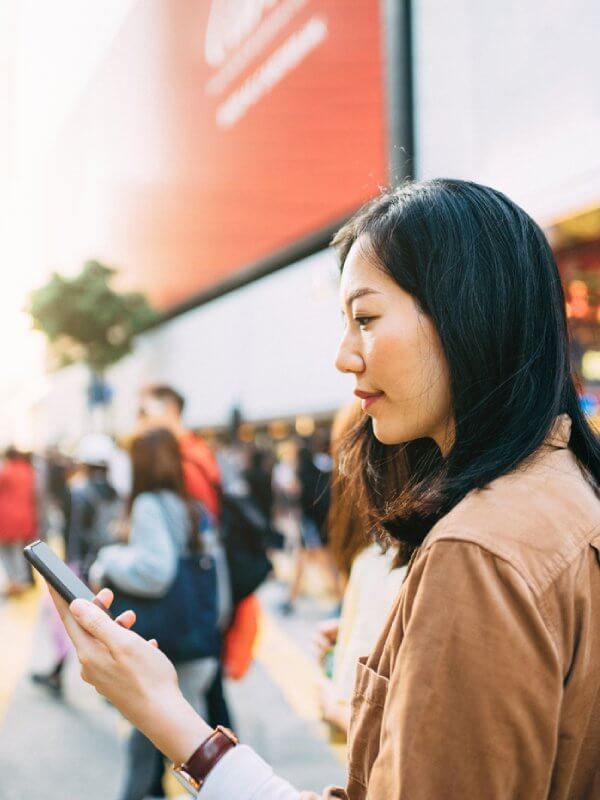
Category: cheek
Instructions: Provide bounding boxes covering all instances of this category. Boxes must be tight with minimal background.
[368,321,450,411]
[365,325,422,395]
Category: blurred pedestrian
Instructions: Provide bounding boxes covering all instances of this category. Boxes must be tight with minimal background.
[31,435,122,694]
[315,403,406,737]
[138,384,220,516]
[271,440,301,539]
[67,434,123,578]
[44,446,71,543]
[0,447,38,596]
[137,384,232,733]
[281,441,340,615]
[244,446,274,523]
[88,427,219,800]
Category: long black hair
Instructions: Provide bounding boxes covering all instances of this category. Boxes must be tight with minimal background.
[333,179,600,549]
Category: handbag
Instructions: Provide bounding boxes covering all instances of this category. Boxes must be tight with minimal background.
[223,594,261,680]
[108,495,220,663]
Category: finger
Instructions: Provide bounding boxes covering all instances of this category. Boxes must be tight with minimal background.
[148,639,158,649]
[70,598,133,654]
[93,588,114,610]
[115,610,136,629]
[48,587,96,651]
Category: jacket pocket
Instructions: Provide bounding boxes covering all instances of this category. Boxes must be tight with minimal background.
[347,658,390,792]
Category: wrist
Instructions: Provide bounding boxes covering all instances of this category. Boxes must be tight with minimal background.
[146,689,213,764]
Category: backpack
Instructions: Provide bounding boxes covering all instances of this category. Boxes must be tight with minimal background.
[186,456,283,604]
[79,482,123,575]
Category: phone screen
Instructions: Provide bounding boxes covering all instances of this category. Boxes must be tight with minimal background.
[24,540,96,604]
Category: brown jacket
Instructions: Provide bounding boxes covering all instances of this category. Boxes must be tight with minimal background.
[303,416,600,799]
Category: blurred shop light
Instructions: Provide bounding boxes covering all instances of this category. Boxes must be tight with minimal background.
[295,415,315,437]
[238,423,256,443]
[580,393,599,418]
[269,419,290,439]
[568,280,590,319]
[549,207,600,249]
[582,351,600,382]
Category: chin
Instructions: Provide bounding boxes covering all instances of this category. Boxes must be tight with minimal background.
[371,418,410,446]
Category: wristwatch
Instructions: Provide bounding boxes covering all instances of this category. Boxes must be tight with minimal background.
[172,725,239,794]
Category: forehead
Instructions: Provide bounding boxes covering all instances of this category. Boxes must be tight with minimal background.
[339,237,389,302]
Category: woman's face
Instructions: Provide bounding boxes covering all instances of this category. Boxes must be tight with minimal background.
[335,237,454,452]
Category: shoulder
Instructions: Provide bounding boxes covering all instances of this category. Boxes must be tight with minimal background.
[424,447,600,596]
[180,434,218,468]
[133,490,184,511]
[131,491,167,518]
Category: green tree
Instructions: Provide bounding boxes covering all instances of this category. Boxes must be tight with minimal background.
[28,260,158,376]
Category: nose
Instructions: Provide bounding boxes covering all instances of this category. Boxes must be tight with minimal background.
[335,330,365,375]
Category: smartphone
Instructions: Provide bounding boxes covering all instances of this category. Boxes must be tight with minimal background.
[24,540,99,606]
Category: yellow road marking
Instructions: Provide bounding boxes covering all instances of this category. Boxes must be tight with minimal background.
[255,611,347,764]
[0,581,42,725]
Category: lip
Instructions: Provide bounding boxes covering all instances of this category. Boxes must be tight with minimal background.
[354,389,384,411]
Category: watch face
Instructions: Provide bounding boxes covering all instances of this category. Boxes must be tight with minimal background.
[172,766,201,794]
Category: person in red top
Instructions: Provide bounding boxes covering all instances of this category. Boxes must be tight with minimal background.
[0,447,38,596]
[138,384,220,516]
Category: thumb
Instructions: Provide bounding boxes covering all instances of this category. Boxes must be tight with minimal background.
[70,598,131,652]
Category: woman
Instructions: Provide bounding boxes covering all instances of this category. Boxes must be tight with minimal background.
[316,402,406,736]
[51,179,600,799]
[88,427,219,800]
[0,447,38,596]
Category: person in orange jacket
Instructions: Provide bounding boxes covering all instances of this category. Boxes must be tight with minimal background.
[138,384,220,517]
[0,447,38,596]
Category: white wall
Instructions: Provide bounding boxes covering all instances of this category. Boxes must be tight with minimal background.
[36,248,354,444]
[414,0,600,222]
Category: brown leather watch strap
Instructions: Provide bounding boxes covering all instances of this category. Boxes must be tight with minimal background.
[184,726,238,785]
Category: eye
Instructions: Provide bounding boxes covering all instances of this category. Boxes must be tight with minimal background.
[354,316,375,329]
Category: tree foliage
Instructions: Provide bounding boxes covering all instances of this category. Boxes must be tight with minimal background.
[28,260,158,372]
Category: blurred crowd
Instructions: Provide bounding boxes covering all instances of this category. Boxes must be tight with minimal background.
[0,383,407,799]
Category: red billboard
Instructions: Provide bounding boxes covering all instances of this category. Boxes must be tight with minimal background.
[42,0,388,309]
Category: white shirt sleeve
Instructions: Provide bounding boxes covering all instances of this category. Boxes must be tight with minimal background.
[196,745,301,799]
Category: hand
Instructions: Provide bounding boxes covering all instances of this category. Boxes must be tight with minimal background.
[313,617,340,665]
[318,677,350,734]
[48,587,213,764]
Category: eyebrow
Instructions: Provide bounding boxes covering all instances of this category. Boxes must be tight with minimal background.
[344,287,382,306]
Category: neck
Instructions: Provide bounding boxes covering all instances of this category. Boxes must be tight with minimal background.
[432,419,455,457]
